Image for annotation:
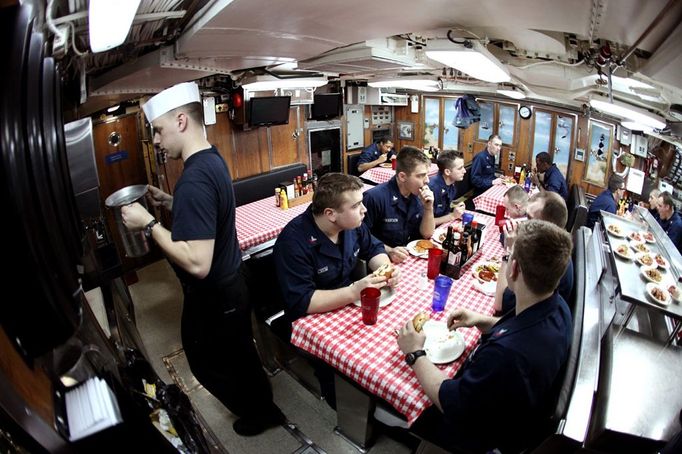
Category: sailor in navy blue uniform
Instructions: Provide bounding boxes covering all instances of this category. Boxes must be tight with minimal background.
[357,137,394,173]
[428,150,467,226]
[534,152,568,199]
[398,220,573,453]
[470,134,503,196]
[586,174,625,229]
[122,82,284,436]
[363,146,435,263]
[496,191,573,314]
[274,173,399,321]
[656,191,682,254]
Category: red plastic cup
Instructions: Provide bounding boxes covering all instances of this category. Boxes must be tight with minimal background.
[495,204,506,232]
[427,248,443,280]
[360,288,381,325]
[391,157,397,170]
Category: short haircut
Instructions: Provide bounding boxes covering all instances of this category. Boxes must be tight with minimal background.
[608,174,625,192]
[168,102,204,126]
[660,191,675,210]
[488,134,501,143]
[311,173,363,215]
[504,185,528,207]
[649,188,661,199]
[512,220,573,295]
[377,137,392,145]
[396,146,431,175]
[436,150,462,173]
[536,152,552,165]
[528,191,568,228]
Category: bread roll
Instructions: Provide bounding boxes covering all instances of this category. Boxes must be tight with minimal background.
[372,263,394,279]
[412,312,430,332]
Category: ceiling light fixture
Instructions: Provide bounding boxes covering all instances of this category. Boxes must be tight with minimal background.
[425,40,510,83]
[496,86,526,99]
[621,121,654,133]
[89,0,141,53]
[107,105,121,113]
[368,77,440,92]
[589,97,666,130]
[241,75,328,91]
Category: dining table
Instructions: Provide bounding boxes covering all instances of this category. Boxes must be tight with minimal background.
[289,212,505,446]
[359,162,439,185]
[473,183,539,215]
[235,184,375,258]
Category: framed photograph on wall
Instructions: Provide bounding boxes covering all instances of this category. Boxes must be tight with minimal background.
[398,121,414,141]
[583,120,614,187]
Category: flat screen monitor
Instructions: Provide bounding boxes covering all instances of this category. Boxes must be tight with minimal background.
[311,93,341,120]
[249,96,291,126]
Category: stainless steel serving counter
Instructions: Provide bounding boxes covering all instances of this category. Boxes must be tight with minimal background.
[600,209,682,338]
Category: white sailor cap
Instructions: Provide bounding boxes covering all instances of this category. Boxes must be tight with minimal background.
[142,82,201,123]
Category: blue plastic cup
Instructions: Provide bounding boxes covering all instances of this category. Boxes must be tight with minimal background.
[462,212,474,226]
[431,275,454,312]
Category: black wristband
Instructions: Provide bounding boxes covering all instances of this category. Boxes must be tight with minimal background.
[144,219,159,238]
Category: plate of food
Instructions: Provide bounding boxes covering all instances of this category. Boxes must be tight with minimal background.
[646,282,671,306]
[472,261,501,283]
[421,320,466,364]
[606,224,625,237]
[353,286,395,308]
[642,231,656,243]
[654,253,669,269]
[501,176,517,186]
[668,284,682,303]
[406,239,436,258]
[379,163,393,168]
[432,227,449,244]
[641,266,664,284]
[635,252,655,267]
[628,231,643,242]
[613,244,633,260]
[630,240,650,254]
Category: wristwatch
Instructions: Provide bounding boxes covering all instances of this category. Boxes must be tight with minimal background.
[405,349,427,366]
[143,219,160,238]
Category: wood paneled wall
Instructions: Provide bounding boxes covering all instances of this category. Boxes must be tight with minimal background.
[393,96,637,198]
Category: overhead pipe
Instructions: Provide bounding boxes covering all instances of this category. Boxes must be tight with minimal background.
[619,0,681,65]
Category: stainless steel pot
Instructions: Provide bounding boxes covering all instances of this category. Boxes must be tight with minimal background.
[105,185,150,257]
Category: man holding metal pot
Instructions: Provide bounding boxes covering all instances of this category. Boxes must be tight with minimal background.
[121,82,284,437]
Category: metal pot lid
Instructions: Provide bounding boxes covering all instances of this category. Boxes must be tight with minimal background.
[105,184,149,207]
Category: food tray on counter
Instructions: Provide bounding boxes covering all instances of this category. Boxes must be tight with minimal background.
[601,210,682,321]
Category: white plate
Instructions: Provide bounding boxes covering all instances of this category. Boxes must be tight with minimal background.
[653,253,669,269]
[642,231,656,243]
[353,287,395,308]
[635,252,655,267]
[606,224,626,237]
[630,240,650,254]
[472,278,496,296]
[640,266,664,284]
[432,227,448,244]
[421,321,466,364]
[471,261,501,283]
[646,282,671,306]
[406,239,434,258]
[628,231,644,242]
[613,244,633,260]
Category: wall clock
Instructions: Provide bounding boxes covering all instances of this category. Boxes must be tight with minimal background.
[519,105,532,120]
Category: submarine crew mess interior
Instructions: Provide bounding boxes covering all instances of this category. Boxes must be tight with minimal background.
[3,0,682,452]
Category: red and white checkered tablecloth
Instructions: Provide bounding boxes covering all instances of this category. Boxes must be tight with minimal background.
[290,213,505,426]
[235,184,375,252]
[473,184,511,215]
[360,163,439,185]
[235,197,310,251]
